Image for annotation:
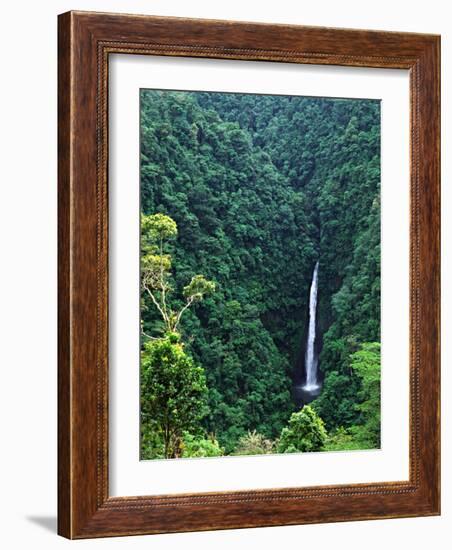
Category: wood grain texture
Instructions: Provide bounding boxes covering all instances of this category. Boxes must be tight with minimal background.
[57,10,72,538]
[57,11,440,539]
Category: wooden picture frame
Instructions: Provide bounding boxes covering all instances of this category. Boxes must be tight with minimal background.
[58,10,440,539]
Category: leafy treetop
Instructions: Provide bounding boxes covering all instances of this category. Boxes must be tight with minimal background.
[141,213,216,335]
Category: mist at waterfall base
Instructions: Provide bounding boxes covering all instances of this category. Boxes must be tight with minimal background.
[293,261,323,407]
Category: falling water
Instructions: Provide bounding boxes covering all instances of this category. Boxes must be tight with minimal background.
[303,261,320,391]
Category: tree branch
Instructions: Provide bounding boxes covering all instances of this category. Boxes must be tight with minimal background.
[174,295,195,331]
[141,325,160,341]
[143,284,168,324]
[159,236,169,319]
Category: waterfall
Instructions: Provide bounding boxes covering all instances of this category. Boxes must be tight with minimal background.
[303,261,319,391]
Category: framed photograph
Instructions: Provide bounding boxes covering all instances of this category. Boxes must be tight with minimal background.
[58,11,440,539]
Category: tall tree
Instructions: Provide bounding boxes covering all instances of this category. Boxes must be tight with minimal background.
[278,406,327,453]
[140,213,215,458]
[141,213,215,336]
[141,334,208,458]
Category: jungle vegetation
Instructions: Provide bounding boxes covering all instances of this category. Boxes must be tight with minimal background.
[139,90,381,459]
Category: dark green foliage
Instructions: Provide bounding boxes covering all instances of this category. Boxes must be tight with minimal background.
[141,336,208,458]
[140,89,381,455]
[321,342,381,451]
[311,370,361,429]
[140,421,165,460]
[314,196,381,431]
[348,342,381,448]
[278,406,327,453]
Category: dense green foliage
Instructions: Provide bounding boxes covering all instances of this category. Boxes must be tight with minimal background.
[180,432,224,458]
[235,430,276,456]
[278,406,327,453]
[141,212,216,336]
[141,335,208,458]
[140,89,381,457]
[322,343,381,451]
[348,342,381,447]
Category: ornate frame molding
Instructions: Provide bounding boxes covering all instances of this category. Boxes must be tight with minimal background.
[58,11,440,538]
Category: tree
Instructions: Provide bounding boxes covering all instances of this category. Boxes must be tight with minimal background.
[319,342,381,452]
[235,430,276,455]
[181,432,224,458]
[141,213,216,335]
[324,426,363,452]
[348,342,381,448]
[310,369,361,430]
[277,406,327,453]
[141,333,208,458]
